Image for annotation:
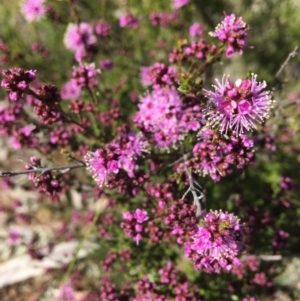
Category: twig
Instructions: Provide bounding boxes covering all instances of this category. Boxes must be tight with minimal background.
[182,154,203,219]
[167,152,191,168]
[275,46,298,79]
[0,162,85,178]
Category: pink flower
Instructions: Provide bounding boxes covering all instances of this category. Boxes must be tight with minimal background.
[173,0,189,9]
[204,74,273,135]
[72,63,99,88]
[58,282,75,301]
[21,0,46,22]
[85,133,149,186]
[189,22,204,37]
[10,126,38,149]
[61,79,81,100]
[8,229,21,245]
[64,23,97,60]
[134,87,201,149]
[119,14,139,29]
[121,209,149,245]
[134,209,149,223]
[140,67,152,86]
[210,14,250,57]
[184,210,243,273]
[95,19,111,37]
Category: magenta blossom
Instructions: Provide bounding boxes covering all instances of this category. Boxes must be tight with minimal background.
[61,79,81,100]
[72,63,99,89]
[210,14,250,57]
[173,0,189,9]
[149,11,179,27]
[119,14,139,29]
[178,128,254,181]
[21,0,46,22]
[85,149,119,187]
[134,208,149,223]
[10,126,39,149]
[121,209,149,245]
[95,19,111,37]
[8,228,21,246]
[85,133,149,186]
[184,210,243,273]
[189,22,204,37]
[204,74,273,135]
[134,88,201,149]
[140,63,177,90]
[64,23,97,61]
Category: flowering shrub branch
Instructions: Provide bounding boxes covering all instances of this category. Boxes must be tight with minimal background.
[0,1,299,300]
[0,162,85,178]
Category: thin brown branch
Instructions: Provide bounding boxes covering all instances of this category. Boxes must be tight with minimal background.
[275,46,298,79]
[0,162,85,178]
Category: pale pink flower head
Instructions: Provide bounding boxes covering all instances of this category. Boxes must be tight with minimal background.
[189,22,204,37]
[121,208,149,245]
[119,14,139,29]
[61,79,81,100]
[95,19,111,37]
[72,62,99,88]
[140,67,152,86]
[99,59,113,71]
[85,133,148,186]
[85,149,119,187]
[21,0,46,22]
[10,125,38,149]
[173,0,189,9]
[58,282,75,301]
[8,229,21,246]
[134,209,149,223]
[123,211,134,221]
[134,87,200,149]
[64,23,97,60]
[204,74,273,135]
[210,14,250,57]
[184,210,243,273]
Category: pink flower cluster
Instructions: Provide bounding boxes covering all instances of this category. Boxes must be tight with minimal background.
[232,255,260,279]
[64,23,97,61]
[1,67,36,101]
[189,22,204,37]
[172,0,190,9]
[169,38,216,64]
[21,0,46,22]
[149,11,179,27]
[133,262,201,300]
[25,156,63,198]
[61,79,81,100]
[10,125,38,150]
[204,74,273,136]
[140,62,177,90]
[184,210,244,273]
[85,133,149,186]
[134,88,200,149]
[33,84,62,124]
[72,62,99,89]
[0,103,22,136]
[179,128,254,181]
[95,19,111,37]
[121,208,149,245]
[119,13,139,29]
[210,13,250,57]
